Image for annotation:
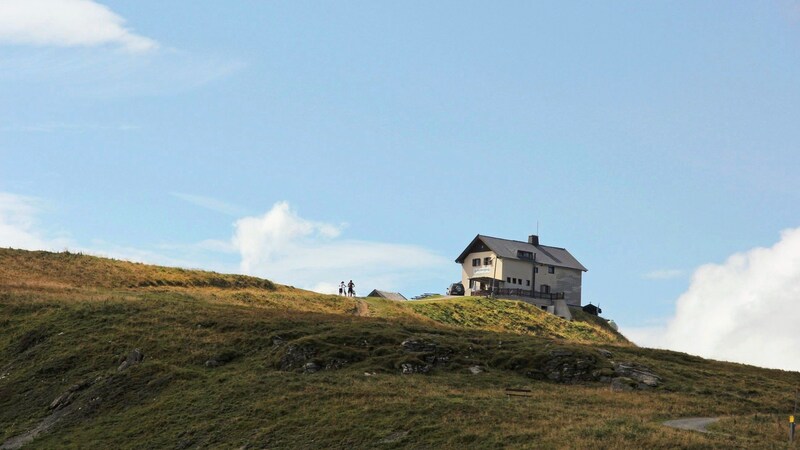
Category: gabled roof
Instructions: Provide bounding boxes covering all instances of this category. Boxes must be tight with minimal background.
[367,289,407,301]
[455,234,587,272]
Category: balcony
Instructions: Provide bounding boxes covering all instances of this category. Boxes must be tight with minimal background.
[471,288,565,300]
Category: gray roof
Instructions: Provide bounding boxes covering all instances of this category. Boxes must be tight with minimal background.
[367,289,407,301]
[456,234,587,272]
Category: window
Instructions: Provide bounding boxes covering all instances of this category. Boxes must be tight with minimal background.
[512,277,517,284]
[540,284,551,294]
[518,279,523,285]
[534,267,539,273]
[526,280,530,286]
[472,258,481,267]
[517,250,534,260]
[506,277,511,283]
[483,257,492,266]
[548,266,555,274]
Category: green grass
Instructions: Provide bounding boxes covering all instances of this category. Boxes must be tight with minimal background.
[405,296,627,344]
[1,248,800,449]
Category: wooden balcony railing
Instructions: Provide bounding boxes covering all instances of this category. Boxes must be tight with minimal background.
[472,288,565,300]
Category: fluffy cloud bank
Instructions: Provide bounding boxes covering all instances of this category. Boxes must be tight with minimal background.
[631,227,800,371]
[0,192,69,250]
[0,0,157,52]
[0,193,450,297]
[232,202,451,295]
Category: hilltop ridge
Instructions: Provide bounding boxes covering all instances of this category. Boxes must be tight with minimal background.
[1,248,799,448]
[0,248,626,344]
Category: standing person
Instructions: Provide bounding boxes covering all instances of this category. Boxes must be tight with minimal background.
[339,281,345,296]
[347,280,355,297]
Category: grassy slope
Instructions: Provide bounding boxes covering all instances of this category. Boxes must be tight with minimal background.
[1,249,799,449]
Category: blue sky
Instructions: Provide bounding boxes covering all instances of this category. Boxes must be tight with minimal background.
[2,1,800,367]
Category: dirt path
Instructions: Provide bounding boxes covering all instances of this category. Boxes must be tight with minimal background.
[662,417,720,434]
[355,299,370,317]
[0,407,71,449]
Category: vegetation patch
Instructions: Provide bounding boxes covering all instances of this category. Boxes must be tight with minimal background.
[1,248,800,449]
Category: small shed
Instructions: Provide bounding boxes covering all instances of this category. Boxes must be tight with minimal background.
[582,303,602,316]
[367,289,407,301]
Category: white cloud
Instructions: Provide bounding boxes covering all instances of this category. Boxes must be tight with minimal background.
[232,202,451,294]
[642,269,685,280]
[171,192,247,217]
[0,0,158,52]
[0,192,451,297]
[0,48,247,98]
[636,227,800,371]
[0,192,70,250]
[0,191,235,273]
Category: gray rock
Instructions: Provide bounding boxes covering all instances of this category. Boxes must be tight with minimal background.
[401,339,437,353]
[575,359,592,370]
[324,359,347,370]
[597,349,613,358]
[400,363,431,375]
[49,377,95,409]
[468,365,484,375]
[279,345,316,371]
[611,377,636,392]
[49,392,74,410]
[303,362,320,374]
[205,359,219,368]
[614,362,661,388]
[117,348,144,372]
[613,362,662,388]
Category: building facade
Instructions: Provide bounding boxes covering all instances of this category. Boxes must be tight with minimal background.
[455,234,587,307]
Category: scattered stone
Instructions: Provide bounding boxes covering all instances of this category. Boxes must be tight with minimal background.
[400,363,431,375]
[537,351,599,383]
[597,349,613,359]
[613,362,661,388]
[401,339,437,353]
[303,362,320,374]
[117,348,144,372]
[364,372,376,377]
[49,392,74,410]
[279,345,316,371]
[468,365,484,375]
[205,359,220,368]
[49,379,92,410]
[324,359,347,370]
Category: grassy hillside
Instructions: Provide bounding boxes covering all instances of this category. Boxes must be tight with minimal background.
[1,249,799,449]
[404,296,627,344]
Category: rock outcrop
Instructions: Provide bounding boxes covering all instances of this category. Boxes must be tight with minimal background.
[117,349,144,372]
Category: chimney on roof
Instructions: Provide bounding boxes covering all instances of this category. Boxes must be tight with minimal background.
[528,235,539,246]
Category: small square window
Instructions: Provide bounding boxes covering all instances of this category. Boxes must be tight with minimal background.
[534,267,539,273]
[506,277,511,283]
[548,266,555,274]
[472,258,481,267]
[483,257,492,265]
[526,280,530,286]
